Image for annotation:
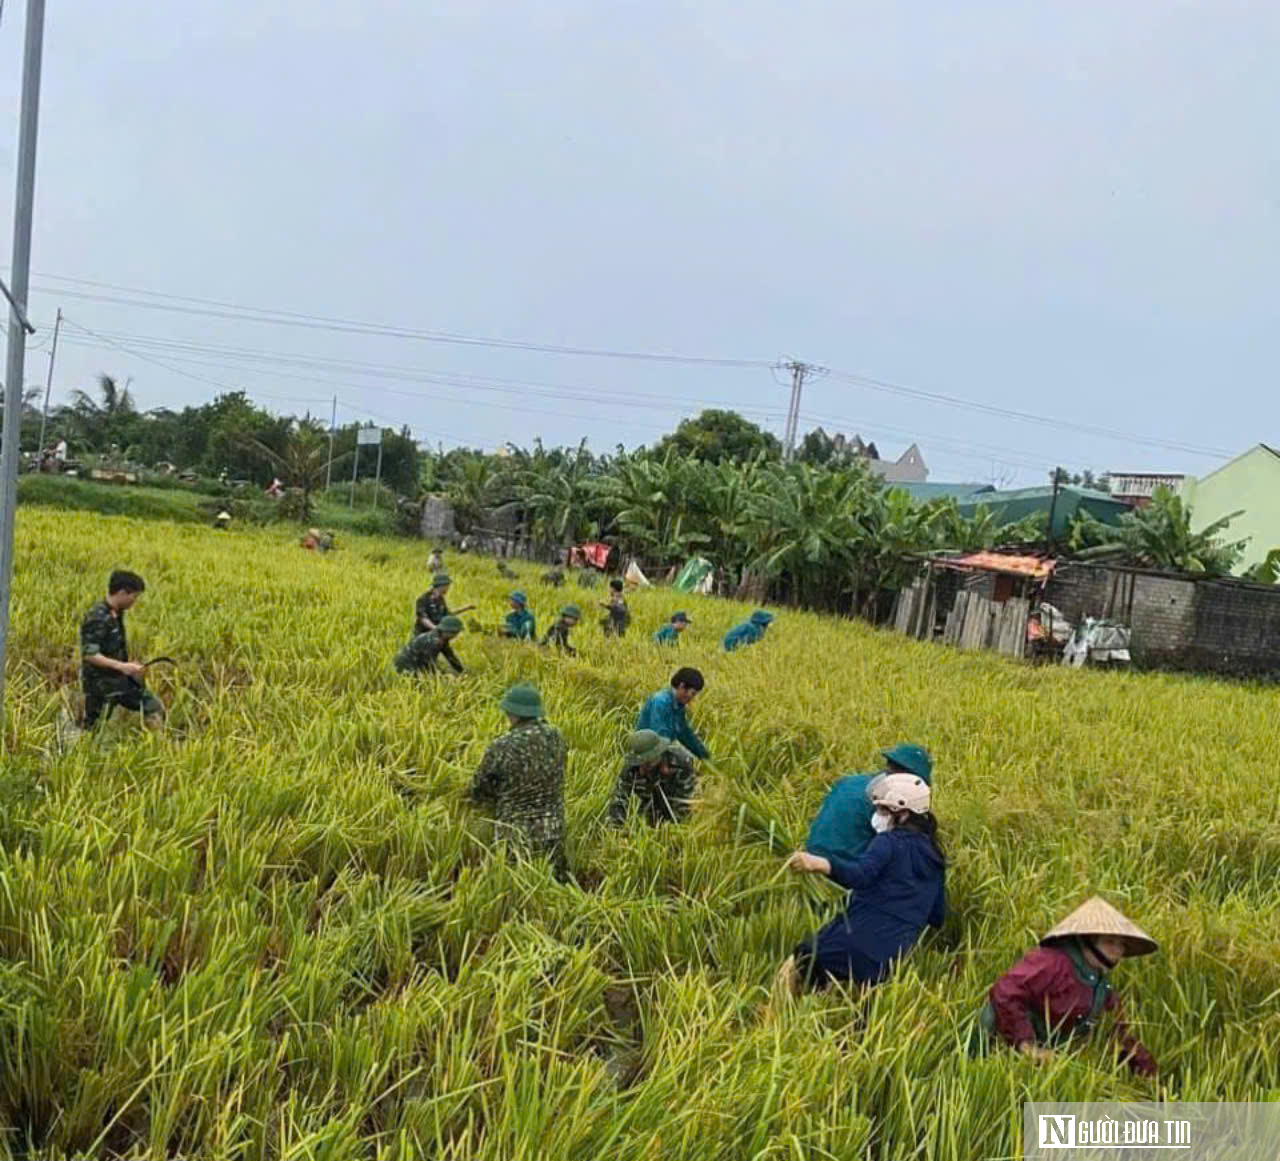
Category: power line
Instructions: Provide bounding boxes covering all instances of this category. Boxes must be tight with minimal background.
[56,323,788,438]
[25,273,774,367]
[823,367,1232,460]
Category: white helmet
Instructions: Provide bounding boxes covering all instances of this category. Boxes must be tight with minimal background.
[869,773,931,815]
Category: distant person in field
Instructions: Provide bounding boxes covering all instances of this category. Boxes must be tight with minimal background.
[427,547,444,573]
[635,668,710,761]
[805,744,934,866]
[606,729,698,827]
[972,897,1157,1076]
[394,616,465,675]
[777,773,945,996]
[653,611,691,645]
[599,578,631,638]
[723,609,774,652]
[414,572,474,637]
[468,681,569,880]
[498,590,536,640]
[79,570,164,730]
[540,604,581,655]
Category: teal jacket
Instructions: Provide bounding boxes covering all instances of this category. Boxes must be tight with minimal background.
[503,608,536,640]
[635,687,709,760]
[723,620,766,652]
[805,773,877,864]
[653,624,680,645]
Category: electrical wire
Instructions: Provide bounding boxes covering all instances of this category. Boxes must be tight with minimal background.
[25,273,774,367]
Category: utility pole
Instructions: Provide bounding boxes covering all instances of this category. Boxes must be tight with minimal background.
[0,0,47,737]
[324,394,336,492]
[37,306,60,454]
[782,360,809,461]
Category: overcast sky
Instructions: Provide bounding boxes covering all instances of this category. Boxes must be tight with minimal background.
[1,1,1275,485]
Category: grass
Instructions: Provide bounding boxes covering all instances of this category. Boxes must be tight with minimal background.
[2,506,1278,1160]
[17,475,400,537]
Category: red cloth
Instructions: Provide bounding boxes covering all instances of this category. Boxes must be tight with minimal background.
[989,946,1156,1075]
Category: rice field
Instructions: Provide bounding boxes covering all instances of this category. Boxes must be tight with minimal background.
[2,507,1279,1160]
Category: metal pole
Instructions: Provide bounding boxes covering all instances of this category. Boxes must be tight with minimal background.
[783,361,807,461]
[349,442,359,508]
[324,394,335,492]
[371,437,382,509]
[0,0,47,737]
[37,306,60,455]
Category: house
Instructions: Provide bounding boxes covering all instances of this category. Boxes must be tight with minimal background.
[891,481,995,504]
[951,484,1128,539]
[1107,472,1187,508]
[805,428,930,483]
[1181,444,1280,576]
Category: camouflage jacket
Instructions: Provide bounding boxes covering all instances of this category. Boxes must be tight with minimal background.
[540,619,576,655]
[394,630,464,675]
[606,741,698,826]
[468,719,568,859]
[414,591,450,634]
[80,600,129,697]
[600,596,631,637]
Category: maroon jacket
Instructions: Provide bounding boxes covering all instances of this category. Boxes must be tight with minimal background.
[989,944,1156,1075]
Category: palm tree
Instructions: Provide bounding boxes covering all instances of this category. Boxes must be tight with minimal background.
[236,424,348,522]
[65,374,136,451]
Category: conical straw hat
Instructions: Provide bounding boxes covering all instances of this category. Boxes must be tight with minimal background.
[1040,896,1158,957]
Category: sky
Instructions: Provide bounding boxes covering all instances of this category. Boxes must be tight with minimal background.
[0,0,1275,486]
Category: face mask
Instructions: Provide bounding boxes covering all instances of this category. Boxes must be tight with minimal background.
[870,810,893,834]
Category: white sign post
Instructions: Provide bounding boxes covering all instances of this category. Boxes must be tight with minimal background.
[352,427,382,509]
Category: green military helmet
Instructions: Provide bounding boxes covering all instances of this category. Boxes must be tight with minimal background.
[432,572,452,588]
[438,614,464,635]
[626,729,668,766]
[672,611,691,623]
[509,590,528,605]
[498,681,544,719]
[880,742,933,783]
[560,603,582,621]
[750,609,775,625]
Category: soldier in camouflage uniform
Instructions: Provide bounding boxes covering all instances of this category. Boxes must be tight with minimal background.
[468,682,569,879]
[599,578,631,638]
[540,604,581,655]
[80,570,165,729]
[413,573,475,636]
[606,729,699,826]
[394,615,465,674]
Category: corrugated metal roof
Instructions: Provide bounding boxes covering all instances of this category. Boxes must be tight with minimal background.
[934,552,1056,578]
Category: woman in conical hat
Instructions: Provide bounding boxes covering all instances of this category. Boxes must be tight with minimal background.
[972,896,1158,1075]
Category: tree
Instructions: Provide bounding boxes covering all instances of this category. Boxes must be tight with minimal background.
[65,374,138,453]
[1069,487,1246,575]
[236,423,348,522]
[654,409,781,465]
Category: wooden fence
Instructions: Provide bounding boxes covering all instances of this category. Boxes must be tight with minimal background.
[893,578,1028,659]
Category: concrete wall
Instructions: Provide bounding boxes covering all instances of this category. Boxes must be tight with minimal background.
[1184,445,1280,575]
[1046,562,1280,677]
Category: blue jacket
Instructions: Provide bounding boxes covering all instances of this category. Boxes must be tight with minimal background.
[635,687,709,760]
[808,829,946,984]
[723,620,766,652]
[805,773,877,865]
[653,624,679,645]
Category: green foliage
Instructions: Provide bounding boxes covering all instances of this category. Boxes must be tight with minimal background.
[654,409,781,465]
[1244,548,1280,586]
[1069,487,1247,576]
[1051,466,1111,493]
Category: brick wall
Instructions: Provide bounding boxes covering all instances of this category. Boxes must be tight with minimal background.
[1045,562,1280,676]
